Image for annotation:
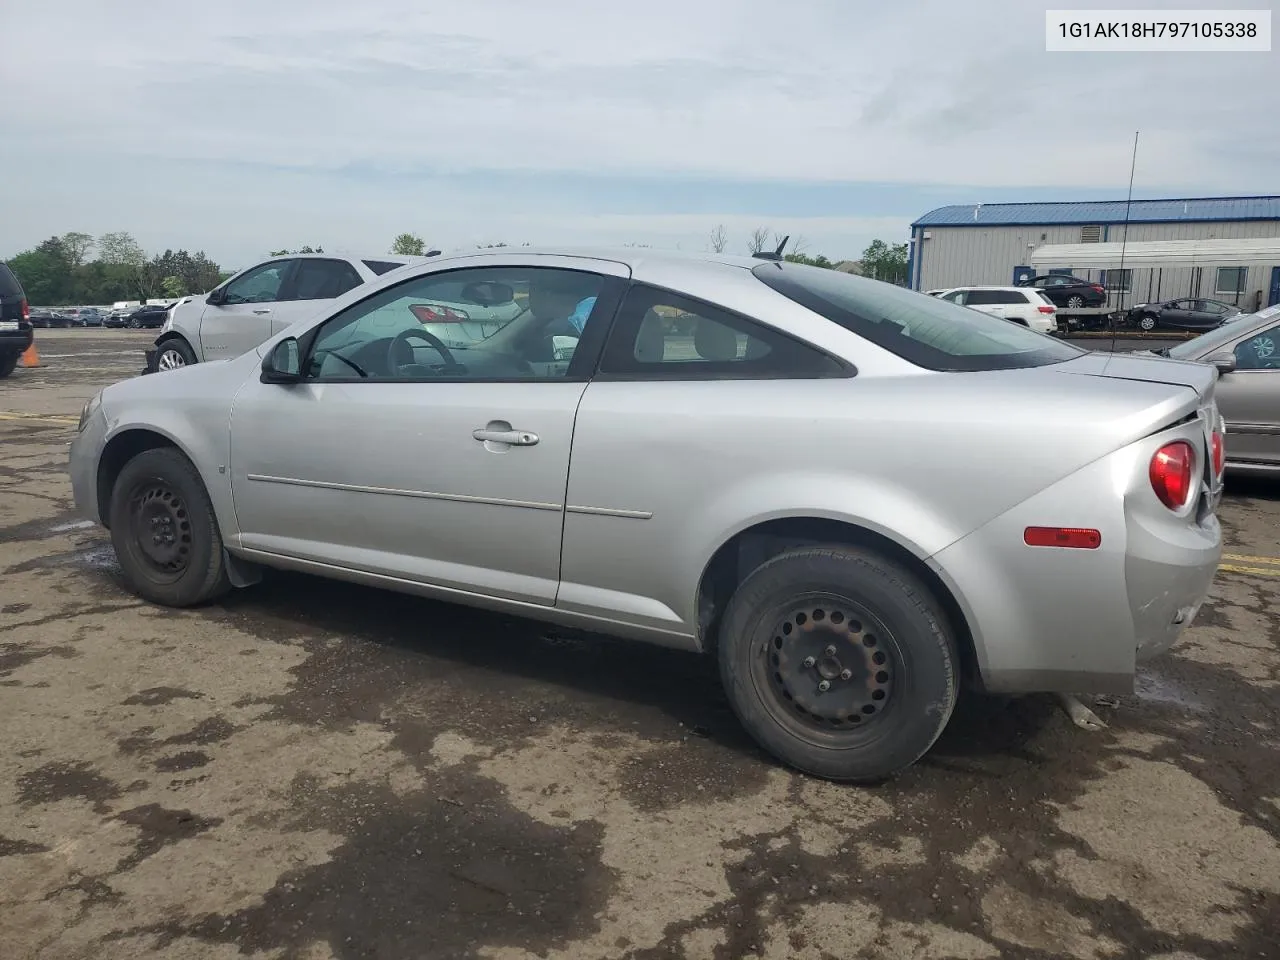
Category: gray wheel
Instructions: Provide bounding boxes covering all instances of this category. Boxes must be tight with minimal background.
[1138,314,1157,331]
[1066,295,1085,308]
[156,339,196,371]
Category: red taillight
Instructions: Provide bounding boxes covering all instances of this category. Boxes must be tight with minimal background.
[21,298,29,320]
[1149,441,1195,509]
[1211,431,1224,477]
[1024,527,1102,549]
[409,303,471,324]
[1091,284,1104,293]
[1038,305,1056,313]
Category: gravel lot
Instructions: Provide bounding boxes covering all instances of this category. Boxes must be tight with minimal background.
[2,330,1278,960]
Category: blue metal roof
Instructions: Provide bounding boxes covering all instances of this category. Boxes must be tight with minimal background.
[912,196,1280,228]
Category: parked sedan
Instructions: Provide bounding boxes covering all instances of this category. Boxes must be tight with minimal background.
[1129,297,1241,332]
[69,249,1224,783]
[1018,274,1107,309]
[1155,303,1280,473]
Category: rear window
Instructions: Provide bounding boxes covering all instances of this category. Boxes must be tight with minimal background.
[0,263,24,298]
[752,263,1082,372]
[363,259,406,276]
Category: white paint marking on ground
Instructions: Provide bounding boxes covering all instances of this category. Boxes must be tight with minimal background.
[48,520,95,532]
[38,351,145,358]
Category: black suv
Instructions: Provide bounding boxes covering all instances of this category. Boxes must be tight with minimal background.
[125,303,171,329]
[0,262,34,379]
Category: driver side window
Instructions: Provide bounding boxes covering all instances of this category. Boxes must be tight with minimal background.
[1234,324,1280,370]
[223,260,292,305]
[304,266,612,382]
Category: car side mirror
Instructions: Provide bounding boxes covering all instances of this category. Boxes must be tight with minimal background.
[260,337,302,383]
[1203,349,1236,375]
[206,288,226,306]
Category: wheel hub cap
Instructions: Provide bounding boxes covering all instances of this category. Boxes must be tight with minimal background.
[767,605,894,728]
[133,485,192,572]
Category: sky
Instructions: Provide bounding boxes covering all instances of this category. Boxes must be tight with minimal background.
[1,0,1275,270]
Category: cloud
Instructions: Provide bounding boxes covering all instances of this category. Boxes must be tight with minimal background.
[1,0,1274,264]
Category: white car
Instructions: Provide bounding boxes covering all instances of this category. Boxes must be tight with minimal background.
[935,286,1059,334]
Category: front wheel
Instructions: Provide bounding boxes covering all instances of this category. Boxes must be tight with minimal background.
[108,447,231,607]
[155,338,197,371]
[718,545,959,783]
[1138,314,1157,331]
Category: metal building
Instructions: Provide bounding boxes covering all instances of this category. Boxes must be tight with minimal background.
[909,196,1280,309]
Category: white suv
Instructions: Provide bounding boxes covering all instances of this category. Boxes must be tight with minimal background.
[148,254,434,372]
[935,286,1059,334]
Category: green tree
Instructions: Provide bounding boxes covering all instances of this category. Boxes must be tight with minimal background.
[860,239,909,286]
[60,231,95,268]
[97,231,146,267]
[161,275,186,299]
[391,233,426,256]
[268,245,324,256]
[6,248,70,305]
[783,252,835,269]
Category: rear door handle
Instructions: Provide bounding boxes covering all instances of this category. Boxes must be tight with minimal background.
[473,428,539,446]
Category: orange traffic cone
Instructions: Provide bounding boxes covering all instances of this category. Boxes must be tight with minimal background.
[19,341,40,368]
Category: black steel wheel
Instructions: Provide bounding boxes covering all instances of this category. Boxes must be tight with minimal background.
[108,447,231,607]
[719,545,959,783]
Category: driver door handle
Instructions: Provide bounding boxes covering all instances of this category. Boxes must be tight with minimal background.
[473,428,539,446]
[252,308,272,315]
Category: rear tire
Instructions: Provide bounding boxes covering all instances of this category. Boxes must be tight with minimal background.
[0,352,18,379]
[108,447,231,607]
[155,338,197,371]
[718,545,959,783]
[1066,295,1085,308]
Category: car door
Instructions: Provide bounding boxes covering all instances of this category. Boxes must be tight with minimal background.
[1215,321,1280,465]
[273,257,368,336]
[559,283,852,632]
[227,257,629,606]
[963,290,1002,318]
[1158,300,1192,329]
[200,258,297,361]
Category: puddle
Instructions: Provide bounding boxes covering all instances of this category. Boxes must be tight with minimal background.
[1134,669,1207,713]
[49,520,96,533]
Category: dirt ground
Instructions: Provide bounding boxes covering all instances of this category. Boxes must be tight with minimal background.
[2,330,1278,960]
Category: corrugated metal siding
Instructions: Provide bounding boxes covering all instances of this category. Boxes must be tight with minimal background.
[917,220,1280,291]
[913,196,1280,227]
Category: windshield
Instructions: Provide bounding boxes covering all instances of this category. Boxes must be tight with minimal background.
[752,263,1083,371]
[1167,303,1280,359]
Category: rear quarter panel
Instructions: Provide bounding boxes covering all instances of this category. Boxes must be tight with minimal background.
[558,369,1198,642]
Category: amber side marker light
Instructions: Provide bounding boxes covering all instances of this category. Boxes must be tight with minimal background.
[1023,527,1102,549]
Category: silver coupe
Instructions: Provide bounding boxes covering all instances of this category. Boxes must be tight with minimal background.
[69,248,1225,782]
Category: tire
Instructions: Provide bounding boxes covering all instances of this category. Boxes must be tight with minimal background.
[0,352,18,379]
[1138,314,1157,332]
[155,338,197,371]
[107,447,231,607]
[718,545,959,783]
[1066,295,1085,309]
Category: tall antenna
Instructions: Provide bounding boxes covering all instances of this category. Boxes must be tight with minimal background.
[1110,131,1139,356]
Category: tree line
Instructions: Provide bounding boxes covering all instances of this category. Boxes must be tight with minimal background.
[5,232,229,306]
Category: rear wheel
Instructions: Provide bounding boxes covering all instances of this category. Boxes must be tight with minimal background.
[108,447,231,607]
[156,338,197,371]
[0,352,18,379]
[1066,295,1085,308]
[718,545,959,783]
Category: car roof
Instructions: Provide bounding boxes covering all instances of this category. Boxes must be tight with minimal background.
[939,285,1035,292]
[422,245,765,271]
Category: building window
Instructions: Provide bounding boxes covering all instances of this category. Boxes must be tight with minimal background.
[1215,267,1247,297]
[1103,269,1131,294]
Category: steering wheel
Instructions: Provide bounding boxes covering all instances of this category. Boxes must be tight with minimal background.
[388,328,459,372]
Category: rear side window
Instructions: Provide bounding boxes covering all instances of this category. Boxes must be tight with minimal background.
[598,284,848,379]
[0,263,24,297]
[363,259,406,276]
[287,259,364,301]
[752,263,1083,372]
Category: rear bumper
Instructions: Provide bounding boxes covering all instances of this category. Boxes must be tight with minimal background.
[0,329,34,353]
[928,432,1221,695]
